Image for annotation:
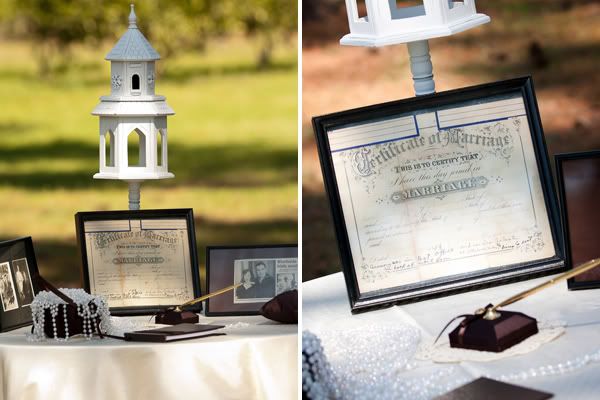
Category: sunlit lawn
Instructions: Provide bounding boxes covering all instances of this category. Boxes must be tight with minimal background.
[0,37,298,288]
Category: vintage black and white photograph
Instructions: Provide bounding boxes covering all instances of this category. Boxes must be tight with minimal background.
[276,257,298,295]
[0,262,18,312]
[205,245,298,316]
[0,237,40,331]
[12,258,34,307]
[233,259,277,303]
[277,273,297,294]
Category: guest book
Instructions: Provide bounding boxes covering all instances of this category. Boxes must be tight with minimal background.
[435,377,552,400]
[124,323,225,343]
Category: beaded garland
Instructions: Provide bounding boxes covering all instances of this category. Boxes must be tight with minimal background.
[28,289,111,342]
[303,323,600,399]
[316,324,422,399]
[302,331,339,399]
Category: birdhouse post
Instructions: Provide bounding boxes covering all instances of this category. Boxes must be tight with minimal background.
[341,0,490,95]
[92,4,174,210]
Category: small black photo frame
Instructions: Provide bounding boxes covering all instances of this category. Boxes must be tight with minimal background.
[556,150,600,290]
[205,244,298,316]
[313,77,564,312]
[76,209,201,315]
[0,237,39,331]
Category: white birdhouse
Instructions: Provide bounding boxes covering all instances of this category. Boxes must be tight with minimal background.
[340,1,490,96]
[92,4,173,209]
[342,0,490,47]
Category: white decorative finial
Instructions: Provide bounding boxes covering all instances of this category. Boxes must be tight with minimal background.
[128,4,137,28]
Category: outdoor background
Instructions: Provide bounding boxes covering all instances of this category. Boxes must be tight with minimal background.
[0,0,298,290]
[303,0,600,281]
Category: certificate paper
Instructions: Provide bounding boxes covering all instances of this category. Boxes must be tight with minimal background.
[83,218,194,308]
[328,94,556,296]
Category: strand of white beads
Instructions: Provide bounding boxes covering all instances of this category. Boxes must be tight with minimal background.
[50,303,58,339]
[63,304,69,340]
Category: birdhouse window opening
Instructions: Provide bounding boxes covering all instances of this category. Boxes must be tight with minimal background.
[131,74,140,91]
[447,1,465,10]
[127,129,147,167]
[348,0,368,22]
[103,130,115,167]
[356,0,367,20]
[156,130,165,167]
[388,0,426,20]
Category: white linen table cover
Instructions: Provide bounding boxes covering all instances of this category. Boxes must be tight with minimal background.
[0,315,297,400]
[303,272,600,399]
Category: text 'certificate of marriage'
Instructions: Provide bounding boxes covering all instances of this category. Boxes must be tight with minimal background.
[329,94,556,296]
[83,219,194,308]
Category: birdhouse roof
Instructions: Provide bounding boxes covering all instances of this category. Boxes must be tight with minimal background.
[106,4,160,61]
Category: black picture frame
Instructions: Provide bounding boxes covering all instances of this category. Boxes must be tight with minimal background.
[75,208,201,315]
[555,150,600,290]
[205,244,298,316]
[0,237,40,331]
[313,76,565,313]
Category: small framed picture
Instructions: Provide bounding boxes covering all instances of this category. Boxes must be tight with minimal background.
[556,150,600,289]
[313,77,564,312]
[205,245,298,316]
[76,209,201,315]
[0,237,39,331]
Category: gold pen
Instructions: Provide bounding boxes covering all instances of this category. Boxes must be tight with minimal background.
[174,283,243,312]
[480,258,600,320]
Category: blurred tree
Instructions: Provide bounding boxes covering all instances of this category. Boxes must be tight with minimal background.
[0,0,297,74]
[234,0,297,68]
[302,0,339,22]
[3,0,123,75]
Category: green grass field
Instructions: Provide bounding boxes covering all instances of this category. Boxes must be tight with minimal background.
[0,37,298,288]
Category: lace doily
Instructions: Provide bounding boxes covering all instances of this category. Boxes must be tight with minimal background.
[415,320,565,363]
[223,322,250,330]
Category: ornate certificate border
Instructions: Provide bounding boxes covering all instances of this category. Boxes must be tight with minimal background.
[75,209,200,316]
[313,77,565,313]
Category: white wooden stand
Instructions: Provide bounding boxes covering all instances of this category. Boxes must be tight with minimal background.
[407,40,435,96]
[128,181,141,210]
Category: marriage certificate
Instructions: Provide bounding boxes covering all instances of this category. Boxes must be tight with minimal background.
[82,218,194,308]
[328,94,557,296]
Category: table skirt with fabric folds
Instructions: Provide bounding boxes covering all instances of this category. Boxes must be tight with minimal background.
[0,315,297,400]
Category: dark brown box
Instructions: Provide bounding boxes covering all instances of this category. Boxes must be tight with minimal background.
[154,310,199,325]
[449,311,538,352]
[41,304,102,338]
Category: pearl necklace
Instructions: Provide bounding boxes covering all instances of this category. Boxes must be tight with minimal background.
[28,289,111,342]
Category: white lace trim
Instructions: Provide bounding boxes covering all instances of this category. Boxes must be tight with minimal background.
[415,320,565,363]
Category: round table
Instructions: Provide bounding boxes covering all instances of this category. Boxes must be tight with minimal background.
[303,272,600,399]
[0,315,297,400]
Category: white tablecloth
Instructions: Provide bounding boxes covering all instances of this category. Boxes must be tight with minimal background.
[0,315,297,400]
[303,272,600,399]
